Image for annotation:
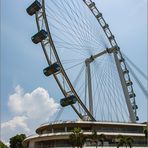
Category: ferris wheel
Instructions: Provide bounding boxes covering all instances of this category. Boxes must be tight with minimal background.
[26,0,146,123]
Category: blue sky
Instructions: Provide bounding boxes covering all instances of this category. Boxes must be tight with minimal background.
[0,0,147,145]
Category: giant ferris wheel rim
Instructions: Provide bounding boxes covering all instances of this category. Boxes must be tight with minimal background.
[35,0,96,121]
[34,0,138,122]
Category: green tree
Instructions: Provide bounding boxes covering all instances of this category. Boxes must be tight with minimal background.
[89,130,98,148]
[143,126,148,141]
[9,134,26,148]
[98,134,106,147]
[126,137,134,148]
[69,127,86,148]
[87,131,106,148]
[0,141,8,148]
[117,135,134,148]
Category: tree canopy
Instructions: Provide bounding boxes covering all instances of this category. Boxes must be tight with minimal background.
[69,127,86,148]
[116,135,134,148]
[143,125,148,139]
[87,130,106,148]
[9,134,26,148]
[0,141,8,148]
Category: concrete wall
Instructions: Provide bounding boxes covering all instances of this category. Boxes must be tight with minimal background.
[29,141,34,148]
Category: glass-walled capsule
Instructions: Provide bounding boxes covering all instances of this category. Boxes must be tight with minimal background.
[43,63,60,76]
[32,30,48,44]
[26,1,42,16]
[60,95,77,107]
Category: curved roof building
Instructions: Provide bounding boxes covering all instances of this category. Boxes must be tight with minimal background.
[24,120,147,148]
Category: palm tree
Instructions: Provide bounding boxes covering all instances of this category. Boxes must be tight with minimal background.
[116,135,134,148]
[98,134,106,147]
[90,130,98,148]
[126,137,134,148]
[88,131,106,148]
[69,127,86,148]
[143,126,148,142]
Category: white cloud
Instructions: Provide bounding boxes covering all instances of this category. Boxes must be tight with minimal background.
[8,85,59,120]
[1,116,30,147]
[1,116,29,132]
[8,85,24,113]
[2,86,60,145]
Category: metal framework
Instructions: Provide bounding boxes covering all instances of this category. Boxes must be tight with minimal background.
[83,0,138,122]
[32,0,138,122]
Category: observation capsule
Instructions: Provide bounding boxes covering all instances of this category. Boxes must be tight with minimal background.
[26,0,42,16]
[43,63,60,76]
[32,30,48,44]
[123,69,129,74]
[132,105,138,110]
[136,116,139,121]
[60,95,77,107]
[102,24,109,29]
[129,93,136,98]
[88,2,95,8]
[119,58,125,63]
[126,81,133,86]
[108,35,115,40]
[96,13,102,19]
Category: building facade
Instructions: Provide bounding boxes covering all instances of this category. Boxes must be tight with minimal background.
[24,120,147,148]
